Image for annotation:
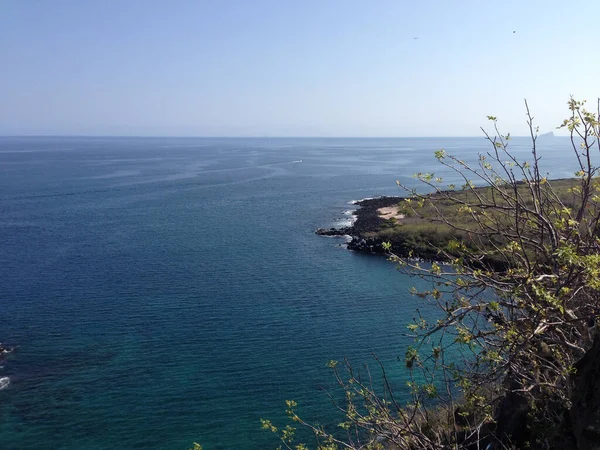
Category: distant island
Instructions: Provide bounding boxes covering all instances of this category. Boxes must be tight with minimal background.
[537,130,555,139]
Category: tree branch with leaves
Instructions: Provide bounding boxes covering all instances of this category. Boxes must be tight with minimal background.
[262,98,600,450]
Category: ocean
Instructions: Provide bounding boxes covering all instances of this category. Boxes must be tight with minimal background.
[0,136,576,449]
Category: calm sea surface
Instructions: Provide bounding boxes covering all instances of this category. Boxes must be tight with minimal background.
[0,136,576,449]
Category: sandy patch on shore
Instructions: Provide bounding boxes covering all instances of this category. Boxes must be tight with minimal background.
[378,206,405,221]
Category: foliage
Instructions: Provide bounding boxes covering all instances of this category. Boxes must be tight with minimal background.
[261,98,600,449]
[362,177,592,267]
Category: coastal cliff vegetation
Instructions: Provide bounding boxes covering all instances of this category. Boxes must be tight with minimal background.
[346,176,597,269]
[262,98,600,449]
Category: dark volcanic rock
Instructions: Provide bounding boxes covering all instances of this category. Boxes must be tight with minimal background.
[316,196,403,254]
[569,334,600,449]
[351,196,403,234]
[346,236,387,254]
[0,343,14,366]
[315,227,351,236]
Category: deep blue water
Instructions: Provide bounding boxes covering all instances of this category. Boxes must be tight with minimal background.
[0,136,577,449]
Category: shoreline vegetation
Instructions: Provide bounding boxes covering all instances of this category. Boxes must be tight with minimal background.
[265,100,600,449]
[317,178,586,264]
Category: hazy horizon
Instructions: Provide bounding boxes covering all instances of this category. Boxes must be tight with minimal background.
[0,134,561,139]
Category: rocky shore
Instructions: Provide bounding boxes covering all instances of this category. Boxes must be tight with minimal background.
[316,195,509,265]
[316,196,404,255]
[0,343,14,390]
[0,343,13,358]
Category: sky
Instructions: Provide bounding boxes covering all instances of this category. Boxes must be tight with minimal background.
[1,0,599,137]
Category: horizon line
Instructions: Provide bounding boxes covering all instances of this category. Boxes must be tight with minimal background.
[0,134,554,139]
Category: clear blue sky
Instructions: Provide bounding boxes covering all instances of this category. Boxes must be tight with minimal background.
[1,0,599,136]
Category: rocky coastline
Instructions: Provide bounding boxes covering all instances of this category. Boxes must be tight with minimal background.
[316,196,404,255]
[316,195,510,266]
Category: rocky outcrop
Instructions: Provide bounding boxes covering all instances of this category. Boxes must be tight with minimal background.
[351,196,403,234]
[0,343,13,360]
[346,236,387,254]
[0,343,14,390]
[315,227,351,237]
[316,196,402,254]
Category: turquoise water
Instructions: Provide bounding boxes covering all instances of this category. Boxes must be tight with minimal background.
[0,137,575,449]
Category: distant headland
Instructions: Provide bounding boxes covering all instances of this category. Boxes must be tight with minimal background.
[317,178,581,264]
